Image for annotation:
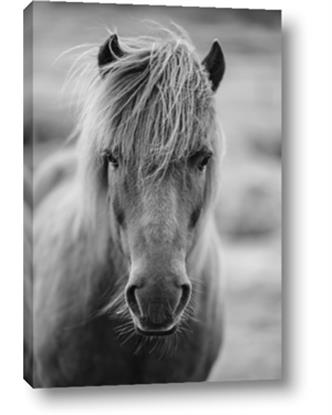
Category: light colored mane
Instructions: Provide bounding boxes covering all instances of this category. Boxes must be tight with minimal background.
[65,27,223,234]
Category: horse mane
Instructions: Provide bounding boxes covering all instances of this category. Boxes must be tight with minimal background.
[65,26,224,235]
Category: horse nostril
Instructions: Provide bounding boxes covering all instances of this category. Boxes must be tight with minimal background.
[175,283,191,317]
[125,285,141,317]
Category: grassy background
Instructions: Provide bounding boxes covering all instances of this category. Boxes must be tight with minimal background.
[26,2,282,382]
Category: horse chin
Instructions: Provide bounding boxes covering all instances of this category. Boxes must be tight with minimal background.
[135,325,177,337]
[127,305,181,336]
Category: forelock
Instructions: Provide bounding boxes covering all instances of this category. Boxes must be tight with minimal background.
[87,31,216,182]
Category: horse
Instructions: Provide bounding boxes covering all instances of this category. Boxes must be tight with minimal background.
[25,27,226,387]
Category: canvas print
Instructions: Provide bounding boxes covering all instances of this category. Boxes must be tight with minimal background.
[24,1,281,388]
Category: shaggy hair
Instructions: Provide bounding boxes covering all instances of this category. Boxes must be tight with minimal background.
[29,27,226,385]
[66,27,223,231]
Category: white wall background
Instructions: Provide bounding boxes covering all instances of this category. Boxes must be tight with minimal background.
[0,0,331,414]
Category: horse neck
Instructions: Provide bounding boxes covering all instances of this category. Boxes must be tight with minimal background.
[46,189,126,320]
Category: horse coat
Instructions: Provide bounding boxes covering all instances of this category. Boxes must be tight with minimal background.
[25,27,226,387]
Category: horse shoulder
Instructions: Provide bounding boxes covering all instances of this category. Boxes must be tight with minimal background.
[34,183,90,377]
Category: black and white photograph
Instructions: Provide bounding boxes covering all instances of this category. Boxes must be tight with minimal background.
[24,1,281,388]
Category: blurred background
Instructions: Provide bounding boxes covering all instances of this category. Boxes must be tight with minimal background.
[25,2,281,382]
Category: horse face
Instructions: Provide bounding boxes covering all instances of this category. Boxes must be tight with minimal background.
[98,36,224,335]
[107,149,212,336]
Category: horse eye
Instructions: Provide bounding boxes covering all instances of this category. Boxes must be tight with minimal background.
[104,150,119,168]
[197,154,211,171]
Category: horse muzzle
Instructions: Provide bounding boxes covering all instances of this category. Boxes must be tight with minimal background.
[125,279,191,336]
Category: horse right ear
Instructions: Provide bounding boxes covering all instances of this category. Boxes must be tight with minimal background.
[98,34,125,77]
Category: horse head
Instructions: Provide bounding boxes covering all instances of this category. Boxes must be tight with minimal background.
[80,31,225,336]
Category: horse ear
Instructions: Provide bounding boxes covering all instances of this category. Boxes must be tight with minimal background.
[202,40,225,92]
[98,34,124,76]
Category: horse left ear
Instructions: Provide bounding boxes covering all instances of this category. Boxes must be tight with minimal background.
[98,34,124,77]
[202,40,225,92]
